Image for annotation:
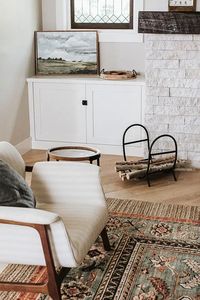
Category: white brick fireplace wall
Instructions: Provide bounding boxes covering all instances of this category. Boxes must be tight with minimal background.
[145,34,200,167]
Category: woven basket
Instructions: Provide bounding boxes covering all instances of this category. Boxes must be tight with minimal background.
[100,69,137,80]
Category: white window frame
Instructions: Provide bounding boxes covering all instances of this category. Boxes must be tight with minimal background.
[43,0,144,43]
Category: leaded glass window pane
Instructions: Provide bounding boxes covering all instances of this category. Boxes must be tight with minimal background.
[71,0,133,29]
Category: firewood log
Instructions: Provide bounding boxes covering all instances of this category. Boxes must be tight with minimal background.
[116,157,191,181]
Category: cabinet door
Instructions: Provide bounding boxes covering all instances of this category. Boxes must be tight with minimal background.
[34,82,86,143]
[86,83,142,145]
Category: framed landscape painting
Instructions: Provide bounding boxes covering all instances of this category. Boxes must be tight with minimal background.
[35,31,99,75]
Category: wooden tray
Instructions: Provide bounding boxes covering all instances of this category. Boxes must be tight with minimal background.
[100,70,137,80]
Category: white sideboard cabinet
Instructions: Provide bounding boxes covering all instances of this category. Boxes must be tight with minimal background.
[27,76,145,156]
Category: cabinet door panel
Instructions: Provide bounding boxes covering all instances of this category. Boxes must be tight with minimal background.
[34,83,86,143]
[86,84,142,145]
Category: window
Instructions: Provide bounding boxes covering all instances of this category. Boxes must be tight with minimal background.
[70,0,133,29]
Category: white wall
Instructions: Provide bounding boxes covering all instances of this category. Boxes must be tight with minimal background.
[42,0,57,30]
[0,0,42,146]
[41,0,200,75]
[100,42,145,74]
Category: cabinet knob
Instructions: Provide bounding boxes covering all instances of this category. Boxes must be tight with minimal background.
[82,100,88,106]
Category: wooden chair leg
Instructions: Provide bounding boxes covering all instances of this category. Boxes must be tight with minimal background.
[47,281,60,300]
[0,220,74,299]
[38,228,70,300]
[100,227,111,251]
[37,225,62,300]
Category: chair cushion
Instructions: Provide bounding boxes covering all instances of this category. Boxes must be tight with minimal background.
[0,160,35,208]
[37,202,109,266]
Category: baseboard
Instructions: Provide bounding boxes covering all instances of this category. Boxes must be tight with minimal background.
[15,137,32,155]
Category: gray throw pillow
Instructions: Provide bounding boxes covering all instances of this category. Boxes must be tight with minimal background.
[0,160,35,208]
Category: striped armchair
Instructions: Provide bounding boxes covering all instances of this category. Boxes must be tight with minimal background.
[0,142,110,300]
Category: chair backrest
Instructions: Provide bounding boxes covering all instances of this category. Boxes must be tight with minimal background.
[122,124,150,161]
[0,141,25,178]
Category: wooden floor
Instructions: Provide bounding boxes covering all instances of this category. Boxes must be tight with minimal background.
[23,150,200,207]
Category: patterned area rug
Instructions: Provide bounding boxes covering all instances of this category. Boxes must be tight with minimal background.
[0,198,200,300]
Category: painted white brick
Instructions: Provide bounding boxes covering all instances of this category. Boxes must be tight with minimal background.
[176,133,200,144]
[182,79,200,89]
[146,124,169,133]
[185,51,200,59]
[169,124,200,134]
[145,114,154,123]
[145,114,184,125]
[184,97,200,106]
[146,87,170,97]
[170,88,200,98]
[184,117,200,125]
[144,34,200,167]
[182,143,200,152]
[193,35,200,40]
[145,104,154,114]
[185,69,200,79]
[178,144,191,152]
[145,41,154,50]
[147,78,200,89]
[146,49,187,60]
[145,78,167,88]
[145,40,200,51]
[180,60,200,69]
[154,105,185,116]
[177,151,188,160]
[184,106,200,115]
[146,69,185,80]
[158,97,200,107]
[145,34,193,41]
[145,96,159,105]
[182,97,200,106]
[168,116,185,125]
[175,41,200,50]
[146,59,179,69]
[188,152,200,161]
[151,137,176,149]
[157,97,175,106]
[152,49,200,60]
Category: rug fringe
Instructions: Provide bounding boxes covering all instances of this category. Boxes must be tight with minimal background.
[107,198,200,222]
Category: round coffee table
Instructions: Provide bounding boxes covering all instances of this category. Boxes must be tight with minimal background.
[47,145,101,166]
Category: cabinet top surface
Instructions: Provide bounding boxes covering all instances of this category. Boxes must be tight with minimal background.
[27,75,145,85]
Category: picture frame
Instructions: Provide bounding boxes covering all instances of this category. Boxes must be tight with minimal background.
[35,31,99,75]
[168,0,196,12]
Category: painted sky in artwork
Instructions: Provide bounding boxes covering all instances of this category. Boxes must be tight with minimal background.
[37,32,97,62]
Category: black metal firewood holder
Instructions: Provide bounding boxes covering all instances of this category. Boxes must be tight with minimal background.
[122,124,178,187]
